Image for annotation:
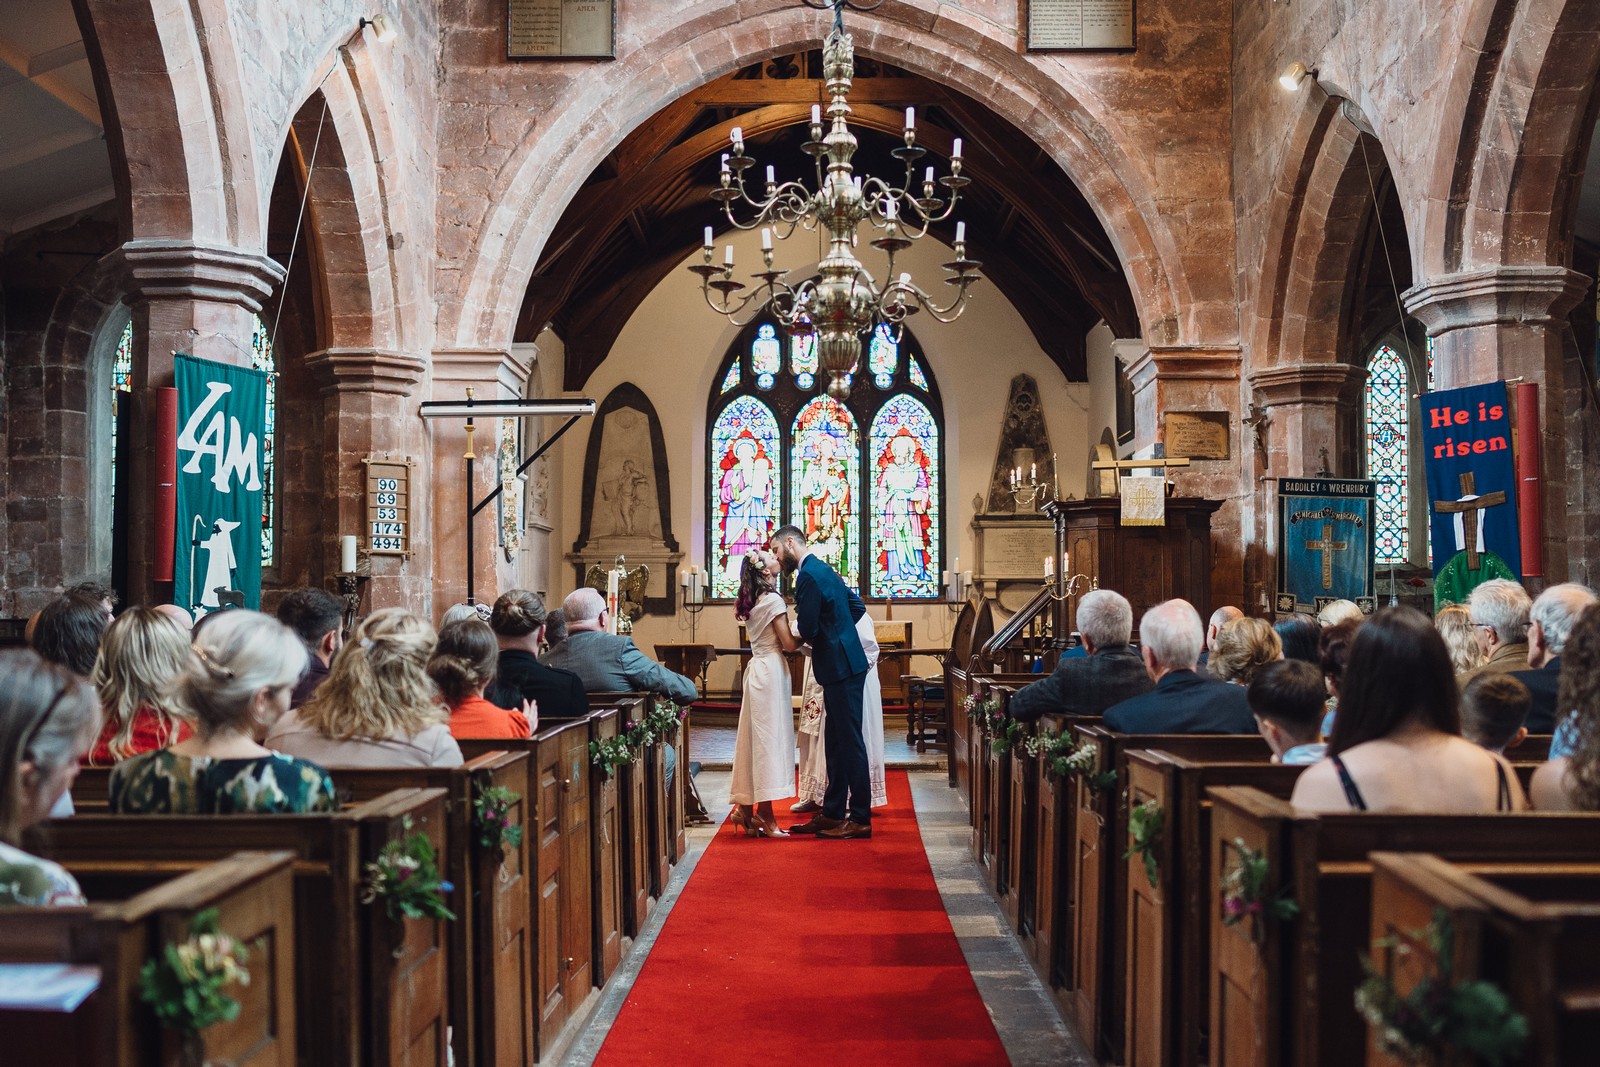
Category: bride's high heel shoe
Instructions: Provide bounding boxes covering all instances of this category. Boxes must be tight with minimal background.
[729,806,754,834]
[751,813,788,838]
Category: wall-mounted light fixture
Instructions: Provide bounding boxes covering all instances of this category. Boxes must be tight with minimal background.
[359,14,397,43]
[1278,62,1316,91]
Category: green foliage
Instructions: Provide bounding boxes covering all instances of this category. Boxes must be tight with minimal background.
[1124,801,1165,888]
[361,817,456,923]
[137,908,250,1035]
[473,784,524,852]
[1354,908,1528,1067]
[989,714,1025,757]
[1219,837,1299,933]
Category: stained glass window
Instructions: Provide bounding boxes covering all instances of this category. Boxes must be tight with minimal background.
[112,322,133,503]
[710,396,782,598]
[908,354,928,392]
[1365,344,1409,564]
[868,325,897,389]
[869,395,940,597]
[791,333,816,391]
[751,323,781,389]
[791,397,861,589]
[719,362,741,394]
[1426,335,1436,391]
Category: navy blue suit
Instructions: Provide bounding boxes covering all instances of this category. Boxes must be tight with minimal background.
[1102,669,1256,735]
[1510,657,1561,734]
[794,553,871,822]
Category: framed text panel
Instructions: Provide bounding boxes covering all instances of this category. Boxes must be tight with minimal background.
[507,0,615,59]
[363,457,414,558]
[1026,0,1135,52]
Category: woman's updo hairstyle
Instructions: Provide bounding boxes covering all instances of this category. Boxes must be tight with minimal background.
[489,590,548,638]
[428,619,499,705]
[171,610,307,737]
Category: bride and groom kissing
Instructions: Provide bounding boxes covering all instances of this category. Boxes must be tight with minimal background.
[730,525,876,840]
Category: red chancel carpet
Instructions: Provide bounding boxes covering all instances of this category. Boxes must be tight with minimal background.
[594,771,1008,1066]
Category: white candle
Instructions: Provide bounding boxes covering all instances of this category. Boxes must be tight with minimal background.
[766,165,775,186]
[1032,462,1038,479]
[905,106,915,131]
[811,104,822,126]
[898,272,911,288]
[724,245,735,266]
[606,570,619,633]
[1044,556,1054,578]
[761,227,773,250]
[884,196,897,219]
[730,126,743,148]
[703,226,713,248]
[924,165,935,186]
[956,221,966,244]
[952,137,963,159]
[340,535,357,573]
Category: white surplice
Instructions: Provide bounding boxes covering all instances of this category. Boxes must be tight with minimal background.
[797,613,888,807]
[729,592,797,805]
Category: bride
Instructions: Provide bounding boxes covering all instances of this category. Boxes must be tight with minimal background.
[729,549,798,838]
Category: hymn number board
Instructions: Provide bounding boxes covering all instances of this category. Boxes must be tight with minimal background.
[364,458,414,557]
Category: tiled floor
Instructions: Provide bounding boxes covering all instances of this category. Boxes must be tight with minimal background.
[560,768,1089,1067]
[688,713,946,770]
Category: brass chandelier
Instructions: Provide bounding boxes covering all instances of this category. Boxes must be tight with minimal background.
[689,0,981,399]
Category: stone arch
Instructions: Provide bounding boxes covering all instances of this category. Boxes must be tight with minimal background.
[1435,0,1600,273]
[444,3,1198,353]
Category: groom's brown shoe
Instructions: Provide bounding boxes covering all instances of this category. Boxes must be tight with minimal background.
[818,820,872,840]
[789,815,842,835]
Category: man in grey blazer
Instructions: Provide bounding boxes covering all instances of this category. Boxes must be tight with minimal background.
[1008,589,1153,721]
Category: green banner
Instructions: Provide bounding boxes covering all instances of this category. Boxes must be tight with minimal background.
[174,353,266,615]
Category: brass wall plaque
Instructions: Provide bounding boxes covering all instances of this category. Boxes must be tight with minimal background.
[1026,0,1135,51]
[1163,411,1230,460]
[508,0,614,59]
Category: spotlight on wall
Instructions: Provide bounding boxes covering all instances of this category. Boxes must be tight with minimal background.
[359,14,397,43]
[1278,62,1316,91]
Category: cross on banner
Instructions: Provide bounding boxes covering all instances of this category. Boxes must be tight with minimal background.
[1433,471,1506,572]
[1304,523,1349,590]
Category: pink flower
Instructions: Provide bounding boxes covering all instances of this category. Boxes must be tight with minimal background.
[1224,896,1245,917]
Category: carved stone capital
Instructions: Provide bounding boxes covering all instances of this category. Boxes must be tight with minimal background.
[306,348,427,396]
[1402,266,1591,334]
[107,239,286,312]
[1126,345,1243,394]
[1249,362,1366,408]
[430,347,535,398]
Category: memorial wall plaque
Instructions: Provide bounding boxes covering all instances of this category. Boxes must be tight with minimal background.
[972,517,1056,579]
[508,0,614,59]
[1163,411,1230,460]
[1026,0,1135,51]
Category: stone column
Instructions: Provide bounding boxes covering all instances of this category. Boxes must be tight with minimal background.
[306,348,429,612]
[1126,344,1245,609]
[1403,267,1591,580]
[429,348,535,610]
[107,240,285,604]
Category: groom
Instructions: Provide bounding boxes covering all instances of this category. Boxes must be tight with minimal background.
[773,524,873,839]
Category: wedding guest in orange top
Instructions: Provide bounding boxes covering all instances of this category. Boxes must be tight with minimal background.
[430,618,537,740]
[85,607,193,766]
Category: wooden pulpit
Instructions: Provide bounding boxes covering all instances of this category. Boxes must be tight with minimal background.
[1054,497,1222,636]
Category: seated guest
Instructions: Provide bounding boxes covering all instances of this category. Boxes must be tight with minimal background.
[1103,600,1255,734]
[1290,607,1525,813]
[111,611,335,814]
[1458,578,1532,686]
[268,608,463,768]
[1273,613,1321,665]
[1531,605,1600,810]
[1434,603,1485,675]
[66,581,117,625]
[1317,599,1364,627]
[1317,618,1362,736]
[1207,617,1282,686]
[86,607,193,766]
[276,588,345,709]
[485,590,587,717]
[543,589,697,706]
[430,618,536,739]
[1199,605,1243,669]
[542,608,567,655]
[439,602,491,627]
[1461,673,1531,755]
[1008,590,1153,722]
[1512,582,1595,734]
[31,592,110,678]
[0,650,100,905]
[153,603,194,632]
[1248,659,1327,765]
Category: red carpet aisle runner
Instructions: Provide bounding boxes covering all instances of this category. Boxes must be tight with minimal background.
[593,771,1008,1066]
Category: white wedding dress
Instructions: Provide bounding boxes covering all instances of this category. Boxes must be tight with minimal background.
[797,613,888,808]
[730,591,797,805]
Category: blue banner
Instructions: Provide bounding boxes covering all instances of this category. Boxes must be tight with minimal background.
[174,354,266,615]
[1275,478,1376,616]
[1419,381,1520,605]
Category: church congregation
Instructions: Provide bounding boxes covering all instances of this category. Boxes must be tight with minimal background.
[7,0,1600,1063]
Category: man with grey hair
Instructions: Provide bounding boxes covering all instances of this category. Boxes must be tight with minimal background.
[1103,599,1255,734]
[1459,579,1532,687]
[542,588,698,706]
[1511,582,1596,732]
[1008,589,1153,721]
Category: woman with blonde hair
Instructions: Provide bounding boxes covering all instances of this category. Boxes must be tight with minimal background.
[110,610,335,814]
[1208,616,1283,686]
[269,608,462,768]
[85,607,193,766]
[1434,603,1485,675]
[0,650,100,904]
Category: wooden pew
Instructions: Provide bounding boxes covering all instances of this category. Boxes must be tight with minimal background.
[944,596,996,792]
[0,850,297,1067]
[1366,852,1600,1067]
[1122,751,1305,1067]
[589,692,679,894]
[1206,787,1600,1067]
[1067,726,1272,1064]
[25,788,451,1067]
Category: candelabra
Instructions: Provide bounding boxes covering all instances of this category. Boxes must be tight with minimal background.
[1010,452,1059,509]
[688,0,981,400]
[680,567,707,643]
